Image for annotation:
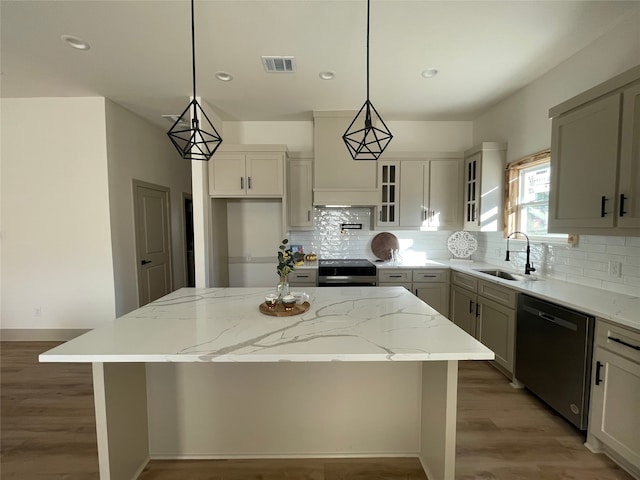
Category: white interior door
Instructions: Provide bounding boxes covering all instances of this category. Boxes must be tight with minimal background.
[134,181,173,306]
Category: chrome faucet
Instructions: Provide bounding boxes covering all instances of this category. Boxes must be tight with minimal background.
[505,231,536,275]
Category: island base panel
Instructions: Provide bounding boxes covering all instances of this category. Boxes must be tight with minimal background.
[93,363,149,480]
[419,360,458,480]
[146,362,422,457]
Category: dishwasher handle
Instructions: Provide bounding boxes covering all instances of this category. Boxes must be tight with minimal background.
[522,304,580,332]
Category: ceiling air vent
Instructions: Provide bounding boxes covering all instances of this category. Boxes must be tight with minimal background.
[261,56,296,73]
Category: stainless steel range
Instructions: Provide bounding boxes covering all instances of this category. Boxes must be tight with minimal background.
[318,259,377,287]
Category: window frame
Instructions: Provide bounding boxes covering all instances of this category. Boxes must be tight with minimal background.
[504,149,570,244]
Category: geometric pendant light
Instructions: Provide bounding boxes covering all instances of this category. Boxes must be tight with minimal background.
[342,0,392,160]
[167,0,222,161]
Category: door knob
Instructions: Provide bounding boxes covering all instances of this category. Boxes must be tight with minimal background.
[141,260,151,265]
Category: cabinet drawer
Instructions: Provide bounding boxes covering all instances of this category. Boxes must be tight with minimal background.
[412,269,450,283]
[378,269,412,283]
[379,282,413,291]
[477,280,518,309]
[451,271,478,291]
[289,270,317,284]
[596,320,640,364]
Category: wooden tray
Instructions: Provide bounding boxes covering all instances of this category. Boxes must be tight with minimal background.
[259,301,310,317]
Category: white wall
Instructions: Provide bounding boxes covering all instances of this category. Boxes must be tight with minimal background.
[222,119,473,154]
[385,121,473,152]
[223,121,313,152]
[473,9,640,162]
[105,100,192,316]
[0,97,116,331]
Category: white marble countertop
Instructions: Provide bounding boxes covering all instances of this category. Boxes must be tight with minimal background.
[40,286,494,363]
[377,259,640,332]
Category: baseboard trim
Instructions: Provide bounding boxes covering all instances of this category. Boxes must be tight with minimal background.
[0,329,90,341]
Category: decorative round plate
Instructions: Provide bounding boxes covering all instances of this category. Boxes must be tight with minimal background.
[447,231,478,259]
[371,232,400,260]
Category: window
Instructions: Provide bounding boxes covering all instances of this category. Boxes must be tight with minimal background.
[504,150,568,242]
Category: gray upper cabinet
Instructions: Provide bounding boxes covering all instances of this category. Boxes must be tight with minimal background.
[548,65,640,235]
[618,82,640,229]
[288,155,314,230]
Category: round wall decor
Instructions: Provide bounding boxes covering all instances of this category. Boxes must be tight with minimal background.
[447,231,478,259]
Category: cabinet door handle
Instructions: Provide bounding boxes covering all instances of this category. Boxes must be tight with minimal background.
[423,209,427,221]
[608,336,640,351]
[307,210,311,221]
[619,194,628,217]
[422,275,437,278]
[595,361,603,386]
[248,177,252,189]
[468,300,474,314]
[389,275,403,278]
[600,195,608,217]
[475,303,480,317]
[240,177,244,189]
[297,275,309,278]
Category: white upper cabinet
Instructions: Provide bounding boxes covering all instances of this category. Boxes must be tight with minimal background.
[548,65,640,235]
[208,145,286,197]
[463,143,507,232]
[398,159,462,230]
[377,161,400,227]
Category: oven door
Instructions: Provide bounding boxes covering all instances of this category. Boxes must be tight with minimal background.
[318,275,377,287]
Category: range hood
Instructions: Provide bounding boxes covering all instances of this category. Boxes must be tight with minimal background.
[313,111,379,207]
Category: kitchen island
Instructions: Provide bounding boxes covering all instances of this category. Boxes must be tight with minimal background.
[40,286,493,480]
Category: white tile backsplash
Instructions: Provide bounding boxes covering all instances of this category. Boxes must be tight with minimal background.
[476,232,640,296]
[290,208,640,296]
[290,207,455,261]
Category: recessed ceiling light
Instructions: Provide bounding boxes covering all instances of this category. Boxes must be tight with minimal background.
[421,68,439,78]
[215,71,233,82]
[61,34,90,51]
[319,71,335,80]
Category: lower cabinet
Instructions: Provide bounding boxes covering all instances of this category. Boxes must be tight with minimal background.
[413,269,450,317]
[450,271,517,377]
[450,284,477,337]
[588,320,640,478]
[378,268,449,317]
[378,269,412,289]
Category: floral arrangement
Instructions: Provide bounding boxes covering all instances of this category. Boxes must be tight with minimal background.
[277,238,304,280]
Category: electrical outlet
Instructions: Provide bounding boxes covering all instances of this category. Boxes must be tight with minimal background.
[246,254,252,261]
[494,248,501,256]
[609,261,622,277]
[34,306,42,317]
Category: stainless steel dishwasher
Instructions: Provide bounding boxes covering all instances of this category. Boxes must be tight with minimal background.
[515,294,595,430]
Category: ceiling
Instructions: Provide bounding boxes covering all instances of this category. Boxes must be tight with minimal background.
[2,1,640,129]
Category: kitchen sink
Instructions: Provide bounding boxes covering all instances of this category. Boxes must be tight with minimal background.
[474,269,538,281]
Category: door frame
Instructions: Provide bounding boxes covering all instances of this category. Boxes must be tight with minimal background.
[132,179,173,306]
[182,192,195,288]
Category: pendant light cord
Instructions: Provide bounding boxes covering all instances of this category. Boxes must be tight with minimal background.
[366,0,370,102]
[191,0,197,110]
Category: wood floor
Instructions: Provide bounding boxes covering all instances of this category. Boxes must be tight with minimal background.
[1,342,634,480]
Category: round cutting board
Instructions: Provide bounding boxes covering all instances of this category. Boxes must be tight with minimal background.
[371,232,400,260]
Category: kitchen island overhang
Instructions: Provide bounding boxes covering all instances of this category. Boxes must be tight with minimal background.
[40,286,494,480]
